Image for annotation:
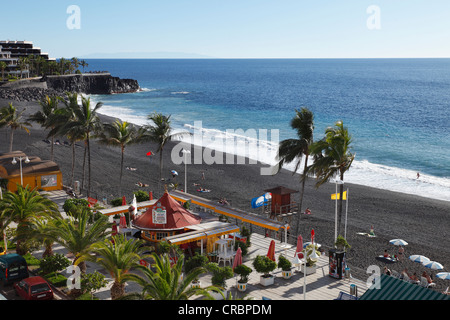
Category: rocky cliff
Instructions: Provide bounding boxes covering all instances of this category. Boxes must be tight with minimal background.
[0,73,140,102]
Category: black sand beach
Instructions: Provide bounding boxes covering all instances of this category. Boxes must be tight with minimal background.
[1,98,449,293]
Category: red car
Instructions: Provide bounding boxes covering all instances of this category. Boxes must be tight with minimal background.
[14,276,54,300]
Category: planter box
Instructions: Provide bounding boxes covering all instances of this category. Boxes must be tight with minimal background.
[282,269,293,280]
[191,281,201,289]
[301,265,317,275]
[260,275,274,286]
[237,282,247,292]
[210,289,227,300]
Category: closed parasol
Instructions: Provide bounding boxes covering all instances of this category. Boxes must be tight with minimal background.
[295,235,304,259]
[233,247,243,271]
[267,240,276,262]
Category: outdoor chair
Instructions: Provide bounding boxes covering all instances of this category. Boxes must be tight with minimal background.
[391,270,401,279]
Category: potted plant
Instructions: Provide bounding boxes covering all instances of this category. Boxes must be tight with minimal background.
[334,235,351,252]
[252,255,277,286]
[207,262,234,300]
[234,264,252,292]
[185,253,209,288]
[301,244,321,275]
[278,255,293,280]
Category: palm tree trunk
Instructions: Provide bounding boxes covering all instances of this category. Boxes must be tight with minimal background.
[71,142,76,187]
[159,149,163,182]
[296,156,309,236]
[9,128,14,152]
[111,281,125,300]
[50,135,54,161]
[119,146,124,195]
[82,142,87,189]
[87,137,91,198]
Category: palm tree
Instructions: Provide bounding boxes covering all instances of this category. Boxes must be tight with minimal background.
[0,186,60,255]
[57,92,86,187]
[76,234,148,300]
[122,252,215,300]
[139,113,189,184]
[63,96,103,196]
[306,120,355,236]
[98,120,139,194]
[0,103,32,152]
[28,95,60,161]
[275,108,314,235]
[44,208,111,273]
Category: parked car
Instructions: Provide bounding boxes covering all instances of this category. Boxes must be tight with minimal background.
[14,276,54,300]
[0,254,29,285]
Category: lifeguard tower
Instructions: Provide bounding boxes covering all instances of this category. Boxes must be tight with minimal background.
[264,186,299,223]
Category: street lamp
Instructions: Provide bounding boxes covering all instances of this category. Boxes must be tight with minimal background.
[12,156,30,186]
[182,149,191,193]
[334,179,344,243]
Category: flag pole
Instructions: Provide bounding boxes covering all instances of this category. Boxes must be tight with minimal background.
[344,188,349,241]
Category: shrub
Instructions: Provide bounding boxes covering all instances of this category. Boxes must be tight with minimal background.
[44,272,67,288]
[110,198,124,207]
[207,263,234,289]
[252,255,276,277]
[39,253,71,275]
[277,255,292,271]
[134,190,150,202]
[63,198,89,214]
[234,265,252,283]
[23,253,40,266]
[234,241,248,256]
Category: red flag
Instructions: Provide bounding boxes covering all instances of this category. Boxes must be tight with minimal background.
[146,151,153,156]
[311,229,315,244]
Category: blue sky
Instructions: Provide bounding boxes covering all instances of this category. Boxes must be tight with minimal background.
[1,1,450,58]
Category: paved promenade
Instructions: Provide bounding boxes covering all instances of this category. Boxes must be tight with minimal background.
[40,190,368,300]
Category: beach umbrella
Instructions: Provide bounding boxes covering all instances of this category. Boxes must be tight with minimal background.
[232,247,243,271]
[119,215,127,229]
[423,261,444,270]
[389,239,408,246]
[111,222,118,236]
[409,255,430,264]
[267,240,276,262]
[171,170,178,176]
[436,272,450,280]
[294,235,304,259]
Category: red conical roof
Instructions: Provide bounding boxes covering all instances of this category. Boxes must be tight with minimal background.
[133,192,202,231]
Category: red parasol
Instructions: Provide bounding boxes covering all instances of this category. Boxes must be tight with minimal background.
[267,240,276,261]
[122,196,126,206]
[146,151,153,156]
[149,191,153,200]
[119,216,127,229]
[233,247,243,271]
[111,222,118,236]
[295,235,304,259]
[311,229,315,244]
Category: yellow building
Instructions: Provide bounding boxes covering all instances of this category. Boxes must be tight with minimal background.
[0,151,63,192]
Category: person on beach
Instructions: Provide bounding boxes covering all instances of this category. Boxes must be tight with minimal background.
[422,271,434,284]
[398,245,405,260]
[383,266,391,276]
[201,171,205,180]
[383,250,391,258]
[304,208,311,215]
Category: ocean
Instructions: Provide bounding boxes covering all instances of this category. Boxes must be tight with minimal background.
[85,59,450,202]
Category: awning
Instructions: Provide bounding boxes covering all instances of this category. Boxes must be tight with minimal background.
[99,200,157,216]
[170,190,289,232]
[359,274,450,300]
[163,223,240,246]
